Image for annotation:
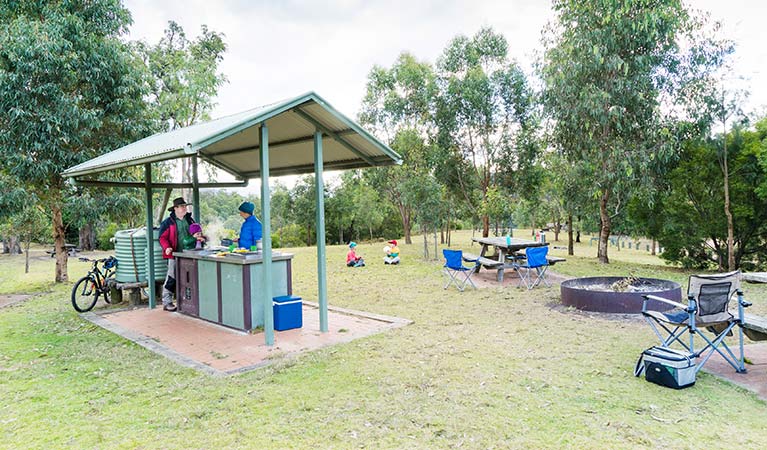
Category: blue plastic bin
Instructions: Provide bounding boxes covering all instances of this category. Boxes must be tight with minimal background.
[273,295,302,331]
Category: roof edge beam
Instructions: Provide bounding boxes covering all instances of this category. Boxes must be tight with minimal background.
[293,108,377,166]
[72,180,249,188]
[62,148,190,178]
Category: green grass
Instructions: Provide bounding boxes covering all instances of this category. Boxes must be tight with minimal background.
[1,233,766,448]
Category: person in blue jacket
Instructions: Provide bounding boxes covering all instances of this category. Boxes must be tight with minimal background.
[235,201,262,250]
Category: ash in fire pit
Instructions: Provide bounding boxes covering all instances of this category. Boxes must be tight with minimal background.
[560,276,681,313]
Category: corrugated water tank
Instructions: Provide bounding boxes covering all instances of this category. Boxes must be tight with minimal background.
[114,229,146,282]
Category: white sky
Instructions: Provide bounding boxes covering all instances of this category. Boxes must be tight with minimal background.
[122,0,767,191]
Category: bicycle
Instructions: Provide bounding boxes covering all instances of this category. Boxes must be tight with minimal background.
[71,256,118,312]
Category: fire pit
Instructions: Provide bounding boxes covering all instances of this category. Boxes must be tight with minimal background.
[560,277,681,313]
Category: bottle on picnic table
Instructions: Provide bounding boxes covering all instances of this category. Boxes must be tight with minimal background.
[506,235,511,246]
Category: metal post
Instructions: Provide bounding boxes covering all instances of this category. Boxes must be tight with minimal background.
[314,130,328,332]
[192,154,200,220]
[145,163,156,309]
[260,123,274,345]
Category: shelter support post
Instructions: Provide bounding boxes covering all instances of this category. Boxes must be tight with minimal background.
[314,131,328,332]
[192,155,200,220]
[260,123,274,345]
[145,163,157,308]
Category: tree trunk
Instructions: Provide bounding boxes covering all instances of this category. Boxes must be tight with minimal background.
[482,214,490,238]
[25,237,30,274]
[598,190,610,264]
[723,138,735,270]
[651,238,656,256]
[422,226,429,260]
[433,229,438,261]
[369,225,373,241]
[397,204,412,245]
[567,213,574,256]
[155,188,172,226]
[338,225,343,245]
[440,226,445,245]
[576,230,581,243]
[3,237,22,254]
[52,192,68,282]
[554,219,561,242]
[79,223,96,251]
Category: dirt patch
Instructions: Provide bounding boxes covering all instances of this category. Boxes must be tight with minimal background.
[0,294,35,308]
[547,301,645,324]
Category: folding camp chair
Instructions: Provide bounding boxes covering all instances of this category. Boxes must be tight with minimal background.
[442,249,479,292]
[513,246,550,289]
[642,270,751,373]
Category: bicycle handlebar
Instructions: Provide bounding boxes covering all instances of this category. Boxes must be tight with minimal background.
[78,256,116,264]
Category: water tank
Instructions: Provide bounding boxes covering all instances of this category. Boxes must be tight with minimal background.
[144,227,168,281]
[114,229,147,283]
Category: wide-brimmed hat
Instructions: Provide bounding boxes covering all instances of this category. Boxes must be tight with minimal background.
[168,197,191,212]
[238,201,255,215]
[388,239,398,246]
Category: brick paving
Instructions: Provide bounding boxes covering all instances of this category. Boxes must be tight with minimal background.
[85,302,411,376]
[702,342,767,401]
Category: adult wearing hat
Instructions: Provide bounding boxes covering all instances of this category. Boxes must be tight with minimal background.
[384,239,400,265]
[158,197,198,311]
[235,201,262,250]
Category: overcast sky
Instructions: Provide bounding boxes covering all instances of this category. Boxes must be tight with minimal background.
[121,0,767,193]
[124,0,767,121]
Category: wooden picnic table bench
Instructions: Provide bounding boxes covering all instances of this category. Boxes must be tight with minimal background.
[462,252,505,282]
[743,313,767,341]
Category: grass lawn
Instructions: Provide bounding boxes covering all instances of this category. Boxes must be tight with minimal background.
[1,232,766,448]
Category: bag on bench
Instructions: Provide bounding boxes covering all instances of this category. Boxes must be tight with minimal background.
[634,346,695,389]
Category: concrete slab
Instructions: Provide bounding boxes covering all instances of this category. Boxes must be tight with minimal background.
[702,342,767,401]
[82,302,411,376]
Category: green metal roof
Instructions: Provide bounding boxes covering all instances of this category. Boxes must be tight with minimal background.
[62,92,401,179]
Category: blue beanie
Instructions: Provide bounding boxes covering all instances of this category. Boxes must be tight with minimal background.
[349,242,357,248]
[239,201,255,215]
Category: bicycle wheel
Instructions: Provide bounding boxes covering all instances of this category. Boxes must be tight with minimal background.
[71,276,98,312]
[101,276,115,304]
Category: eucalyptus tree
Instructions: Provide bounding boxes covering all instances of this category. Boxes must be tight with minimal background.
[136,20,227,201]
[541,0,729,263]
[0,0,154,281]
[360,53,437,244]
[434,27,537,238]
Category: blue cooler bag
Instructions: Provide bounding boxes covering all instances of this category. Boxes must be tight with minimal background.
[273,295,302,331]
[634,346,696,389]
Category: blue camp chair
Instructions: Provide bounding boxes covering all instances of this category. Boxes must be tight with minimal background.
[442,249,479,292]
[641,270,750,374]
[514,246,550,289]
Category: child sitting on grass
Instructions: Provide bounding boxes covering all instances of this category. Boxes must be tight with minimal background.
[346,242,365,267]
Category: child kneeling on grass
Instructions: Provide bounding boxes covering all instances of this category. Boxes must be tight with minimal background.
[346,242,365,267]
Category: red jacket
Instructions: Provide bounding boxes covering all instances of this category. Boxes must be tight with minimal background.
[158,212,195,259]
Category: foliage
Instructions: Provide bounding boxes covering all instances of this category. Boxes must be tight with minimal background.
[0,0,155,281]
[656,121,767,269]
[541,0,729,263]
[96,222,119,251]
[434,27,537,237]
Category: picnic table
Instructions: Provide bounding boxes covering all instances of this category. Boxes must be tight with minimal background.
[46,243,79,258]
[465,237,549,282]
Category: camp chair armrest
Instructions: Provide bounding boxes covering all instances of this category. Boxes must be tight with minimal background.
[740,299,752,308]
[643,295,686,310]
